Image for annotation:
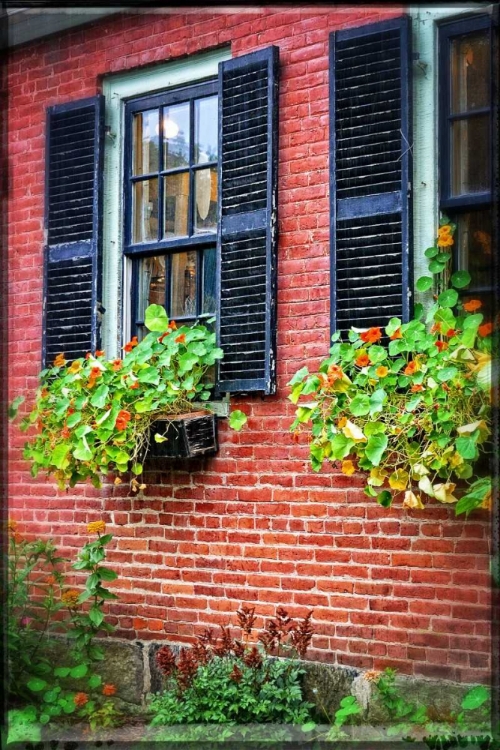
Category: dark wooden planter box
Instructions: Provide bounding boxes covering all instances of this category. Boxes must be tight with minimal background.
[147,411,218,459]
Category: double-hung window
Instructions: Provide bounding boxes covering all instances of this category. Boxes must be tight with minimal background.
[124,82,218,339]
[438,14,495,315]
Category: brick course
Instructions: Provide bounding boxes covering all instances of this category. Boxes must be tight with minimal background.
[7,6,492,683]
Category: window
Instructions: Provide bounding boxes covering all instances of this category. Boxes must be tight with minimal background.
[438,15,494,313]
[124,81,218,339]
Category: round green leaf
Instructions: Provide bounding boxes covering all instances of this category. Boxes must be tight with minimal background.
[88,674,102,689]
[451,270,471,289]
[70,664,88,679]
[416,276,433,292]
[425,246,438,258]
[461,685,490,711]
[39,714,51,725]
[376,490,392,508]
[429,260,446,274]
[437,289,458,308]
[144,304,169,332]
[350,395,371,417]
[27,677,47,692]
[229,410,247,431]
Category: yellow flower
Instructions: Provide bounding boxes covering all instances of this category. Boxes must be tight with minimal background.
[341,460,355,476]
[337,417,347,429]
[375,365,388,378]
[61,590,80,608]
[68,360,82,374]
[363,670,381,682]
[437,234,454,248]
[87,520,106,535]
[53,353,66,367]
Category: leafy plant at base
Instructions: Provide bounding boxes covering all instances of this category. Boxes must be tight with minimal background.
[149,605,315,726]
[7,519,120,731]
[10,305,223,490]
[289,220,494,514]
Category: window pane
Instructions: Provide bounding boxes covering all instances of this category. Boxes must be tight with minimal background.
[164,172,190,237]
[194,167,217,233]
[137,255,167,318]
[451,31,490,114]
[195,96,218,164]
[163,103,190,169]
[451,116,490,195]
[456,209,493,292]
[132,178,158,243]
[170,251,197,318]
[203,246,216,314]
[132,110,159,175]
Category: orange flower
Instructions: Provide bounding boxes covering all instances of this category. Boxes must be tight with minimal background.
[67,408,75,415]
[430,322,441,334]
[437,233,454,247]
[435,340,448,352]
[129,382,139,390]
[158,331,170,343]
[355,353,370,367]
[73,692,88,707]
[411,384,424,392]
[115,409,132,431]
[375,366,388,378]
[46,575,57,586]
[61,425,70,439]
[61,590,80,609]
[87,520,106,535]
[360,327,382,344]
[444,328,458,338]
[327,364,344,382]
[7,519,17,533]
[341,460,355,476]
[123,336,139,353]
[389,328,402,340]
[90,367,101,378]
[169,320,177,330]
[175,333,186,344]
[102,684,116,696]
[463,299,482,312]
[53,353,66,367]
[110,359,122,371]
[404,361,418,375]
[337,417,347,429]
[95,350,105,357]
[438,224,452,237]
[85,352,91,360]
[478,322,493,337]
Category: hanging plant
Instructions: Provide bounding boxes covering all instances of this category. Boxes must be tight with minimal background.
[289,220,494,515]
[10,306,223,491]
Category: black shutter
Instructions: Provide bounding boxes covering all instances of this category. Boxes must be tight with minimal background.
[43,95,104,366]
[330,17,412,333]
[216,46,279,394]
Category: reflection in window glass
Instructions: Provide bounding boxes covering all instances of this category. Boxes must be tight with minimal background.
[195,96,218,163]
[138,255,166,316]
[132,179,158,243]
[203,246,216,314]
[164,103,190,169]
[171,251,197,318]
[451,31,490,114]
[132,110,159,175]
[164,173,190,237]
[194,167,217,233]
[451,116,490,195]
[456,209,493,292]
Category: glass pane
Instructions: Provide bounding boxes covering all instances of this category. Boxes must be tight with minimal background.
[194,167,217,233]
[451,116,489,195]
[456,209,493,293]
[132,110,159,175]
[170,251,198,318]
[164,172,190,238]
[137,255,167,318]
[163,103,190,169]
[195,96,218,164]
[132,178,158,243]
[451,31,490,113]
[202,246,216,314]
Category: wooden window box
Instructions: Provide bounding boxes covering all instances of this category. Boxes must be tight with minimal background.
[147,411,218,459]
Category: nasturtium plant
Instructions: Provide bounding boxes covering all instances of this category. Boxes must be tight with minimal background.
[289,221,494,515]
[12,307,223,490]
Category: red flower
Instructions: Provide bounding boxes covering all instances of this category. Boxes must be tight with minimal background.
[175,333,186,344]
[115,410,132,431]
[355,353,370,367]
[112,359,122,371]
[435,340,448,351]
[123,336,139,353]
[404,361,418,375]
[129,382,139,390]
[360,327,382,344]
[95,350,105,357]
[73,692,88,707]
[478,322,493,337]
[411,384,424,392]
[169,320,177,330]
[444,328,458,338]
[463,299,482,312]
[102,684,116,696]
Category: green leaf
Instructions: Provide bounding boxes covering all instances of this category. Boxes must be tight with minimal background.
[451,270,471,289]
[88,606,104,627]
[438,289,459,308]
[455,478,490,515]
[424,246,438,258]
[178,353,198,372]
[330,433,352,460]
[437,366,458,382]
[39,714,51,725]
[70,664,88,679]
[72,438,93,462]
[8,395,24,419]
[53,667,71,678]
[416,276,433,292]
[350,394,370,417]
[88,674,102,689]
[461,685,490,710]
[369,388,386,415]
[429,259,446,274]
[385,318,402,336]
[288,367,309,386]
[413,303,424,320]
[98,567,118,581]
[66,412,82,428]
[90,384,109,408]
[51,443,71,470]
[131,463,143,475]
[456,432,479,460]
[368,346,386,364]
[302,376,321,395]
[27,677,47,692]
[229,410,247,431]
[154,433,168,443]
[365,434,388,467]
[144,304,169,332]
[405,395,422,412]
[301,721,317,733]
[376,490,392,508]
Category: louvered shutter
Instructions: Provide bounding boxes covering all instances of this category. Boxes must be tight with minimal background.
[216,46,279,394]
[43,95,104,366]
[330,17,412,333]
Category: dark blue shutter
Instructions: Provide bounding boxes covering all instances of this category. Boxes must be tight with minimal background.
[330,17,412,333]
[43,95,104,365]
[216,46,279,394]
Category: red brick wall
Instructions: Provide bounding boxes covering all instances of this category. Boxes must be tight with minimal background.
[7,7,492,684]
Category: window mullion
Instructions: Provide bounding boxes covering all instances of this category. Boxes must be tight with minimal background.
[188,98,195,238]
[158,106,164,243]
